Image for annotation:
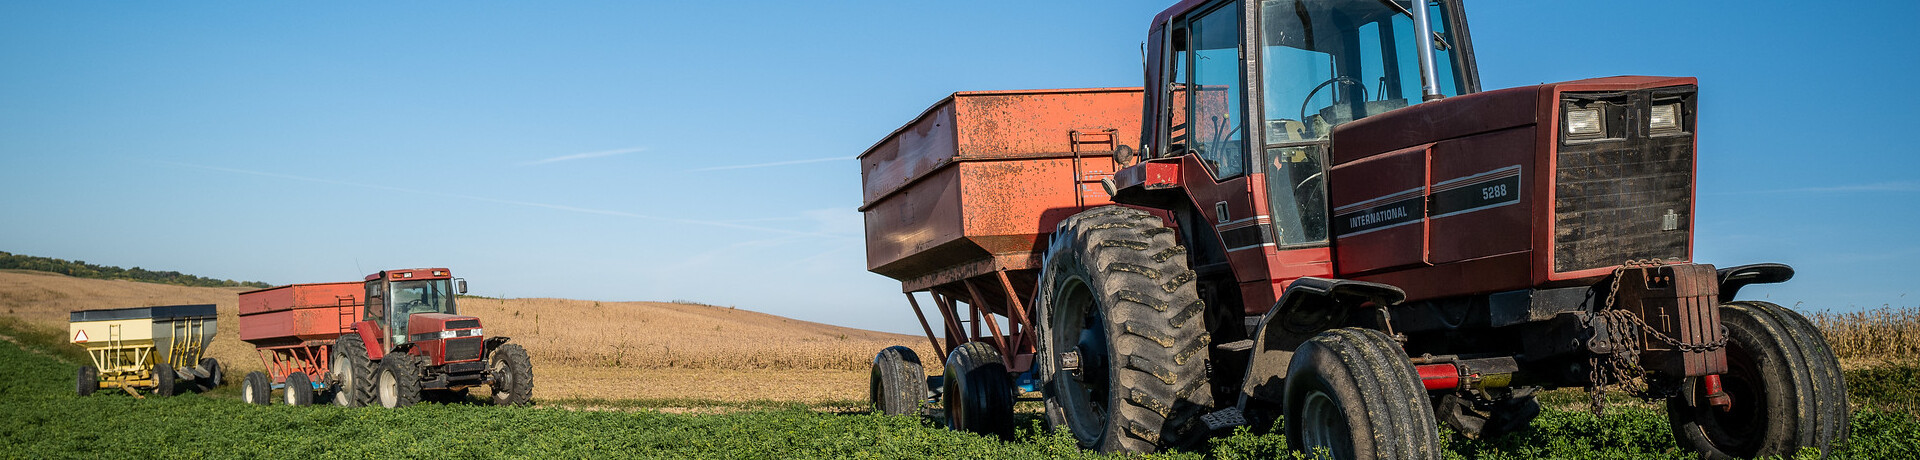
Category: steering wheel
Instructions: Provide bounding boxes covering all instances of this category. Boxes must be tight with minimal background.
[1299,76,1365,124]
[401,299,428,312]
[1295,171,1324,195]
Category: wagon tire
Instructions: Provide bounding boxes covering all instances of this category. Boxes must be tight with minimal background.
[375,354,423,408]
[943,341,1014,440]
[285,372,315,406]
[153,363,177,397]
[1667,301,1849,459]
[77,366,99,396]
[1035,205,1214,453]
[242,371,271,405]
[330,334,375,407]
[488,343,534,406]
[197,357,223,391]
[1284,327,1442,459]
[870,346,927,415]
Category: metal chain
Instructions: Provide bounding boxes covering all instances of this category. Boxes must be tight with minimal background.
[1589,259,1724,415]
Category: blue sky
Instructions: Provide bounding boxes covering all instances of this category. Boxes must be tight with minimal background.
[3,1,1915,334]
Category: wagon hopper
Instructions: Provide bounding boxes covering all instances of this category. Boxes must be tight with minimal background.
[859,87,1144,434]
[70,304,223,397]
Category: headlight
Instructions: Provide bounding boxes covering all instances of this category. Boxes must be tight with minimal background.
[1565,108,1603,136]
[1649,103,1681,131]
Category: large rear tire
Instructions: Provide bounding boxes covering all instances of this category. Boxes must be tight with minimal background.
[242,371,271,405]
[488,343,534,406]
[153,363,176,397]
[284,372,315,406]
[871,345,927,415]
[77,366,99,396]
[943,341,1014,440]
[1035,206,1214,453]
[1284,327,1441,459]
[1667,301,1849,459]
[330,334,375,407]
[375,354,423,408]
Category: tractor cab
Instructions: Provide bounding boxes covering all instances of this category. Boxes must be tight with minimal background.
[360,268,472,353]
[1125,0,1480,306]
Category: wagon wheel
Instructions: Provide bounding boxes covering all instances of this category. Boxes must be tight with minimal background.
[488,343,534,406]
[242,371,272,405]
[77,366,99,396]
[153,363,177,397]
[1284,327,1442,459]
[1667,301,1849,459]
[1034,205,1215,453]
[375,354,424,408]
[285,372,315,406]
[943,341,1014,440]
[196,357,223,392]
[330,334,375,407]
[870,346,927,415]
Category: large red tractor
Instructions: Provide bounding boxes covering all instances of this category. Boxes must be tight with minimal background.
[238,268,533,408]
[860,1,1846,458]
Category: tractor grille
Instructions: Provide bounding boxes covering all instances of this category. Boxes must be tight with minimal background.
[446,319,480,330]
[445,337,484,362]
[1552,87,1696,273]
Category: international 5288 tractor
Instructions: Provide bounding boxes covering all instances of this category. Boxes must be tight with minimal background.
[859,1,1846,458]
[238,268,533,408]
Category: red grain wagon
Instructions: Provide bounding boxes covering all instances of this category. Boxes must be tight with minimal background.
[237,282,363,405]
[859,87,1144,437]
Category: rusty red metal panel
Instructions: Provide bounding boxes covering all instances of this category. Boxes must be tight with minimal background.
[862,88,1143,285]
[1330,145,1428,275]
[1426,126,1535,266]
[238,282,363,347]
[238,282,361,316]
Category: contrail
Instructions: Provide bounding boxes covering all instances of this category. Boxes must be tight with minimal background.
[155,160,851,239]
[521,147,647,166]
[1720,181,1920,195]
[689,156,853,172]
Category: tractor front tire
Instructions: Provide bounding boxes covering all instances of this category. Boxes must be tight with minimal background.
[870,345,927,415]
[330,334,375,407]
[943,341,1014,440]
[488,343,534,406]
[285,372,315,406]
[1035,206,1214,453]
[196,357,223,392]
[376,354,424,408]
[242,371,271,405]
[1284,327,1442,460]
[1667,301,1849,459]
[153,363,177,397]
[77,366,99,396]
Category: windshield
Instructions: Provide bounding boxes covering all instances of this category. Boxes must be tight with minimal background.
[1256,0,1467,247]
[1260,0,1465,142]
[388,279,456,343]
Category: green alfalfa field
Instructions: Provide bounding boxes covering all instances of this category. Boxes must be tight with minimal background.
[3,316,1919,459]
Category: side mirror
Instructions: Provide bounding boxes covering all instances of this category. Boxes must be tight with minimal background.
[455,278,468,295]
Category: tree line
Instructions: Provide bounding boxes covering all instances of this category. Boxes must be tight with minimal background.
[0,251,271,288]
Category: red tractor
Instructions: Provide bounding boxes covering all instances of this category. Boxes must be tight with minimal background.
[238,268,533,408]
[861,1,1846,458]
